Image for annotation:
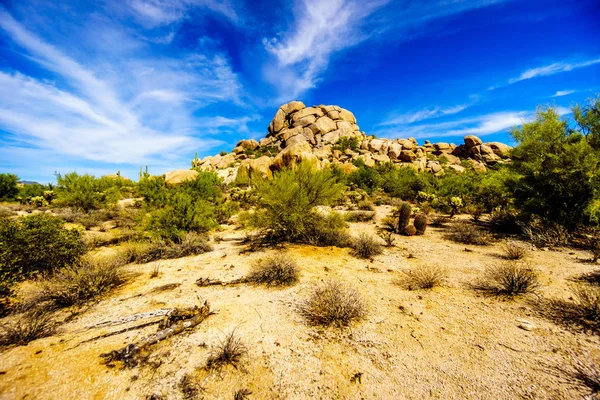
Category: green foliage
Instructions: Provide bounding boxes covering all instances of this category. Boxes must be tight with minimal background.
[414,213,428,235]
[332,136,360,152]
[398,202,412,232]
[139,172,222,241]
[348,164,383,193]
[0,214,85,297]
[252,164,345,243]
[0,173,19,201]
[510,104,600,227]
[54,172,130,211]
[381,166,433,201]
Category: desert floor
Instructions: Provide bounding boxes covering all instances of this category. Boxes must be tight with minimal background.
[1,206,599,400]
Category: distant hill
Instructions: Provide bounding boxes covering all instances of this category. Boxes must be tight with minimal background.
[18,180,41,185]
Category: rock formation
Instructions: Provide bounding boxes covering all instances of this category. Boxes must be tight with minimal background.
[188,101,513,183]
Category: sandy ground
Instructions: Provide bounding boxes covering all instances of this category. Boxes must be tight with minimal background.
[1,206,599,400]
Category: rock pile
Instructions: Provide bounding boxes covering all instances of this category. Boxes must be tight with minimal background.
[185,101,513,183]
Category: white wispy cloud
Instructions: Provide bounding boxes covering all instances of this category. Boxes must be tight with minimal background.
[263,0,511,100]
[119,0,240,28]
[380,104,469,126]
[374,107,572,140]
[552,89,575,97]
[0,8,246,173]
[508,58,600,84]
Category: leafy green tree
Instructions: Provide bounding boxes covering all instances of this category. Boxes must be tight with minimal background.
[0,173,19,201]
[509,105,600,227]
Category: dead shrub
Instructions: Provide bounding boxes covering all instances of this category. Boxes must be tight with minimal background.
[377,230,395,247]
[178,373,204,399]
[400,265,447,290]
[520,218,570,248]
[205,329,247,370]
[478,262,540,297]
[150,264,161,278]
[0,310,55,347]
[32,256,127,308]
[446,221,491,245]
[350,232,383,259]
[247,254,299,286]
[502,240,530,260]
[297,281,367,326]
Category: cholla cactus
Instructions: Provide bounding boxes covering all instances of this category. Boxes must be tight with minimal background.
[416,191,436,203]
[449,197,463,217]
[414,213,428,235]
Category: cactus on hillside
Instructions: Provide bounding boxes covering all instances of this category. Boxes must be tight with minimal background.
[414,213,428,235]
[397,202,412,233]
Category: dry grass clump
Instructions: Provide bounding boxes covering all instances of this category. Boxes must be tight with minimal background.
[564,349,600,396]
[478,262,540,297]
[345,211,375,222]
[297,281,367,326]
[400,265,447,290]
[502,240,530,260]
[350,232,383,259]
[357,200,375,211]
[32,256,127,308]
[0,310,55,347]
[572,285,600,323]
[178,373,204,399]
[205,330,247,370]
[520,218,570,248]
[446,221,491,245]
[246,254,299,286]
[123,233,213,264]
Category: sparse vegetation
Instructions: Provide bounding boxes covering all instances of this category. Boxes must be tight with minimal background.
[247,254,299,286]
[502,240,530,260]
[564,349,600,395]
[479,262,540,297]
[0,310,55,347]
[572,284,600,323]
[400,265,447,290]
[122,233,212,264]
[446,221,491,245]
[205,329,247,370]
[345,210,375,222]
[350,232,382,258]
[297,281,367,326]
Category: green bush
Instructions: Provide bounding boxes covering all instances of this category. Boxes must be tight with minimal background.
[252,164,345,243]
[509,104,600,227]
[0,214,85,297]
[332,137,359,152]
[0,173,19,201]
[348,165,383,193]
[54,172,130,211]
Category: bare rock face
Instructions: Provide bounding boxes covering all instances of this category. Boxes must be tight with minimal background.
[164,169,199,185]
[190,101,514,179]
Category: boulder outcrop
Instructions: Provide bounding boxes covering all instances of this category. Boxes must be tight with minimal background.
[191,101,513,179]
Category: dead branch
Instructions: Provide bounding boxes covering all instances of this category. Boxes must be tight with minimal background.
[195,277,247,287]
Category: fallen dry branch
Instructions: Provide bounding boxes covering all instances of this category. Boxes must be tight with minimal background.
[195,277,247,287]
[100,300,212,367]
[83,309,174,330]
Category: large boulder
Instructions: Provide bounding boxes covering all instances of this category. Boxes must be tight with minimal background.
[308,116,337,136]
[464,135,483,147]
[281,100,306,115]
[164,169,198,185]
[338,108,356,124]
[236,139,259,150]
[485,142,512,158]
[240,156,273,179]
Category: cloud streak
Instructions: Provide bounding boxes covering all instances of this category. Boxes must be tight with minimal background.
[509,58,600,84]
[380,104,469,126]
[0,7,247,173]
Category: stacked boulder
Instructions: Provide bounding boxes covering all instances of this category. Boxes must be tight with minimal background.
[187,101,513,183]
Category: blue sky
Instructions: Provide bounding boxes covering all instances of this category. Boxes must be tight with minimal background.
[0,0,598,183]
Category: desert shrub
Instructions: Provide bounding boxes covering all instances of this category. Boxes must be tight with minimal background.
[502,240,530,260]
[377,230,395,247]
[400,265,447,290]
[0,214,85,297]
[332,136,359,152]
[297,281,367,326]
[350,232,383,258]
[381,166,433,201]
[214,200,240,224]
[403,224,417,236]
[348,165,383,194]
[480,262,540,296]
[414,213,428,235]
[205,330,247,370]
[397,202,412,233]
[0,173,19,201]
[357,200,375,211]
[0,310,55,347]
[0,207,17,218]
[446,221,491,245]
[520,217,570,248]
[564,349,600,395]
[345,210,375,222]
[252,164,345,243]
[247,254,299,286]
[430,214,450,227]
[572,285,600,323]
[32,256,127,308]
[123,234,212,263]
[301,211,351,247]
[54,172,128,211]
[579,227,600,262]
[489,208,522,233]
